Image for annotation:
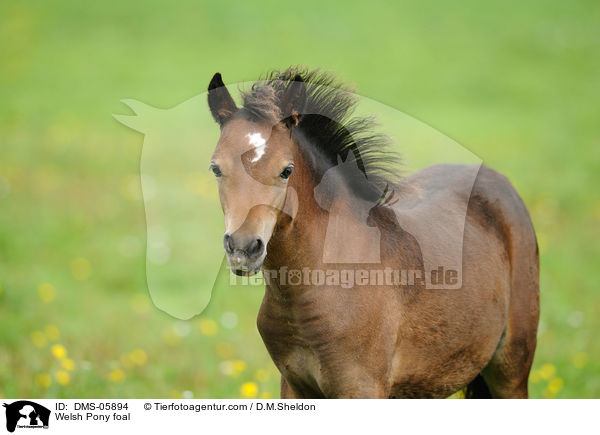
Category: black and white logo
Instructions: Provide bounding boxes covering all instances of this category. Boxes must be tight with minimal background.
[3,401,50,433]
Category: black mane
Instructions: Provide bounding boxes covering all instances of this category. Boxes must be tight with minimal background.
[242,67,402,201]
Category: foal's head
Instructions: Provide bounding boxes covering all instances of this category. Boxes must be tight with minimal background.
[207,73,306,276]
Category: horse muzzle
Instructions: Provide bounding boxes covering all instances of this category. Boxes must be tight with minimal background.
[223,232,266,276]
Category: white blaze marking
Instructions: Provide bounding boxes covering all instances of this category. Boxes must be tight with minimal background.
[247,132,266,162]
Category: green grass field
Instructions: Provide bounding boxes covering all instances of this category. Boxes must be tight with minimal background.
[1,0,599,398]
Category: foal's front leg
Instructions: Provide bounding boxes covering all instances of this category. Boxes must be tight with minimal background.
[281,375,386,399]
[323,370,389,398]
[280,376,304,399]
[329,384,388,398]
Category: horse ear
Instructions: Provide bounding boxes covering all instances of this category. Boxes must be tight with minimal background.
[280,75,307,127]
[207,73,238,126]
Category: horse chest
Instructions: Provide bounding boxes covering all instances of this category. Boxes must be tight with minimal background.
[258,302,330,395]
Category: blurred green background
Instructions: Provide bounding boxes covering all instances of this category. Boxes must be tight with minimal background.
[1,0,599,399]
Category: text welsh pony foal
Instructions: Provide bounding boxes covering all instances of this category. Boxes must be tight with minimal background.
[207,68,539,398]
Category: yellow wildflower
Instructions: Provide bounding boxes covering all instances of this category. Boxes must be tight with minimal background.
[232,360,247,374]
[198,318,218,336]
[35,373,52,389]
[108,369,125,383]
[55,370,70,386]
[38,283,56,303]
[539,363,556,380]
[130,349,147,366]
[51,344,67,359]
[70,258,92,281]
[61,358,75,371]
[548,377,564,394]
[240,382,258,398]
[530,370,541,384]
[254,369,270,383]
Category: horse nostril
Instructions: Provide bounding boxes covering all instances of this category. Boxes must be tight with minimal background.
[223,233,234,254]
[247,237,264,258]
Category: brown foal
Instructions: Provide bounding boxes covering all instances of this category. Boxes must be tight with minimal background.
[207,67,539,398]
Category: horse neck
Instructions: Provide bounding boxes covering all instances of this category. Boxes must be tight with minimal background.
[264,145,328,271]
[263,143,369,300]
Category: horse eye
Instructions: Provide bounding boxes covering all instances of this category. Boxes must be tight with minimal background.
[209,164,222,177]
[280,166,294,180]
